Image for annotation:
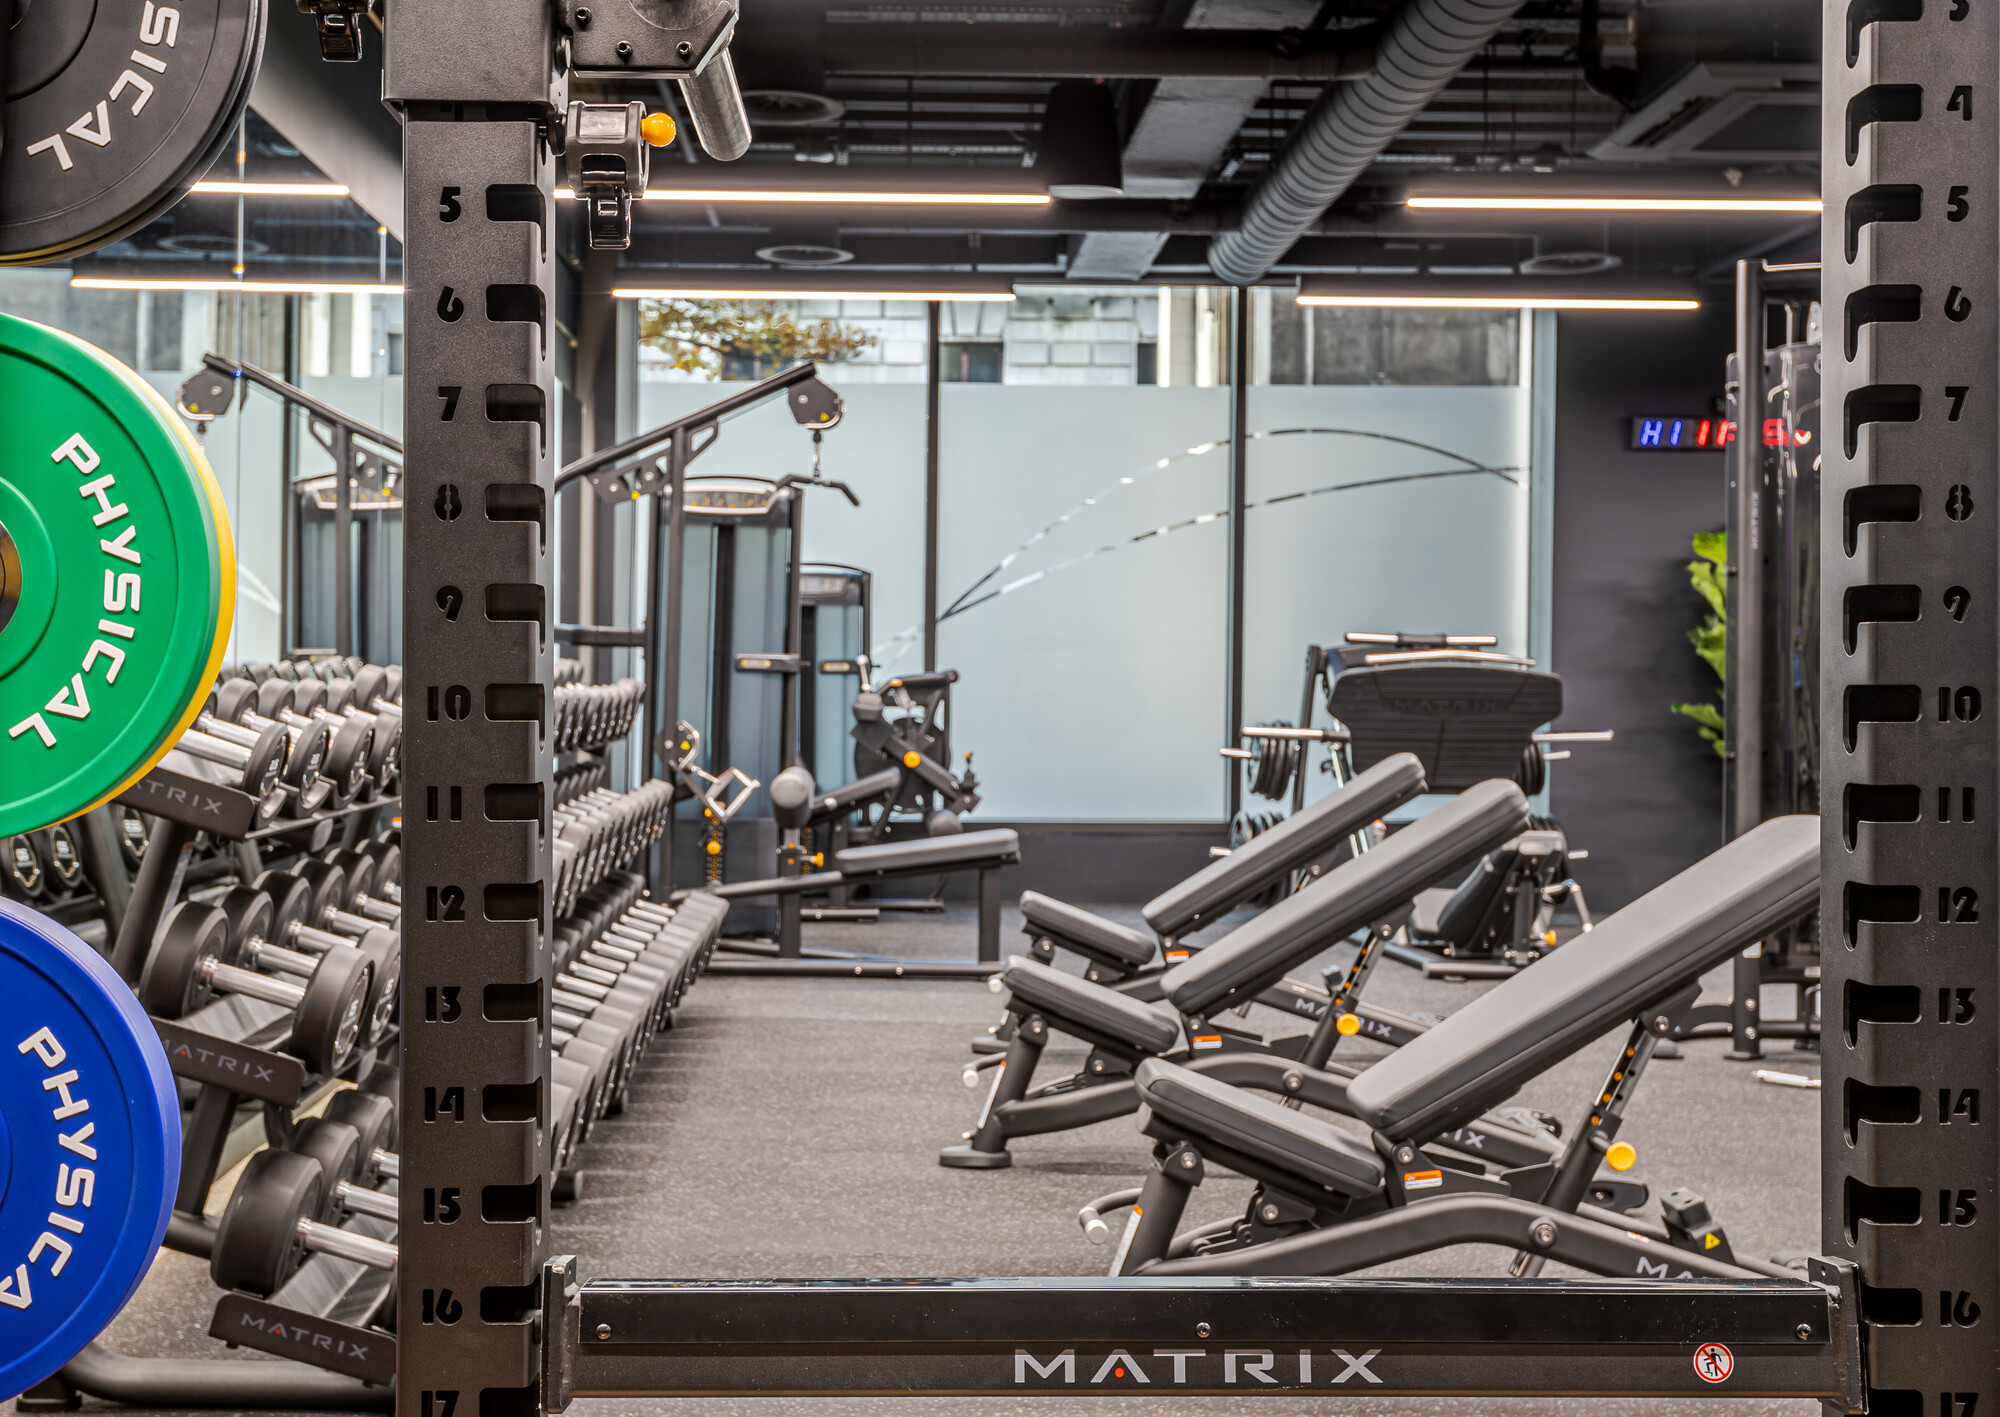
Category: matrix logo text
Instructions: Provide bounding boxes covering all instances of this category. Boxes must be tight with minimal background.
[1013,1349,1382,1386]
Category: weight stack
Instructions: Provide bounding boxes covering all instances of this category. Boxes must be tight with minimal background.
[1821,4,2000,1413]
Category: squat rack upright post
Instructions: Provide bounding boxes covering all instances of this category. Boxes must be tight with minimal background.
[387,6,561,1414]
[1820,0,2000,1405]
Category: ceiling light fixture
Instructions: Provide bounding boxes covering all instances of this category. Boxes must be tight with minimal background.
[190,181,353,197]
[556,186,1049,206]
[71,277,403,295]
[1407,195,1820,213]
[615,284,1015,302]
[1297,291,1698,311]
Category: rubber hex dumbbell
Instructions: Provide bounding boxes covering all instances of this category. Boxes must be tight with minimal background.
[142,903,373,1077]
[189,703,331,816]
[286,1117,403,1224]
[256,870,401,1046]
[289,688,378,805]
[337,844,406,921]
[27,824,85,894]
[264,682,374,809]
[323,1089,400,1184]
[296,859,401,947]
[170,718,294,823]
[589,906,702,1007]
[241,680,362,807]
[5,833,48,900]
[219,883,400,1050]
[212,681,335,818]
[210,1150,398,1298]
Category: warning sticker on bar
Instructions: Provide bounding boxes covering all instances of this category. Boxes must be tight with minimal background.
[1402,1169,1443,1191]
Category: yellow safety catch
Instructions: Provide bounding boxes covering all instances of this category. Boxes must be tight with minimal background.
[1604,1141,1637,1172]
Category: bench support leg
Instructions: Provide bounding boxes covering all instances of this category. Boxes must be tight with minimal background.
[1725,946,1763,1060]
[1117,1146,1200,1275]
[942,1015,1044,1168]
[977,866,1001,963]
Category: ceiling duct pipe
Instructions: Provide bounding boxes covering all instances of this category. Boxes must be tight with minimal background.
[1207,0,1529,286]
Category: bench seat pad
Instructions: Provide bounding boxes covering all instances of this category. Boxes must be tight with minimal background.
[1002,957,1182,1054]
[1347,814,1820,1141]
[1162,780,1531,1018]
[1019,891,1157,968]
[1136,1058,1386,1194]
[1143,753,1425,937]
[833,828,1020,877]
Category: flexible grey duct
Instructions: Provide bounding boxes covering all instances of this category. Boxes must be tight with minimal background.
[1207,0,1527,285]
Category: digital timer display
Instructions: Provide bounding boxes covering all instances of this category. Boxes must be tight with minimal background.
[1628,417,1816,452]
[1628,416,1734,451]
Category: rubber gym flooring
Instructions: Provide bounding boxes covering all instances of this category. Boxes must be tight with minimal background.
[24,901,1821,1417]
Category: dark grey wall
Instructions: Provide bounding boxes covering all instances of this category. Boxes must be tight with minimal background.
[938,824,1224,904]
[1549,305,1735,910]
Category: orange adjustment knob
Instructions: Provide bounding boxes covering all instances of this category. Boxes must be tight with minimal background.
[705,839,722,856]
[640,111,677,147]
[902,750,922,769]
[1604,1141,1637,1172]
[1334,1013,1360,1036]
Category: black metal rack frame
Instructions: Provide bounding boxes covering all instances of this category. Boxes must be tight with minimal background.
[42,3,1969,1411]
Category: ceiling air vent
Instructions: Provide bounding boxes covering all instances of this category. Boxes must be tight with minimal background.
[1590,62,1819,164]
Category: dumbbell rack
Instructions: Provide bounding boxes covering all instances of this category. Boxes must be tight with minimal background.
[18,767,723,1409]
[109,767,398,979]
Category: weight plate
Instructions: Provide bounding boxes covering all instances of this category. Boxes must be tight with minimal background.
[1,0,268,264]
[84,347,237,805]
[0,899,178,1396]
[0,313,234,834]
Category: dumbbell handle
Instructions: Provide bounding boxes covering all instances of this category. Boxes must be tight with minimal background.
[325,905,389,938]
[199,956,305,1010]
[333,1179,399,1223]
[353,894,399,923]
[381,882,402,906]
[372,1147,399,1180]
[195,712,274,757]
[297,1214,398,1270]
[288,920,360,955]
[245,938,322,979]
[176,728,270,779]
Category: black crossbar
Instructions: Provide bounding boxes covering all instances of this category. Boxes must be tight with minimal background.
[542,1267,1863,1407]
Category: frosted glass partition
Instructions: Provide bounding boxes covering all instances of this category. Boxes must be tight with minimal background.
[1241,382,1534,806]
[935,385,1231,821]
[633,376,929,680]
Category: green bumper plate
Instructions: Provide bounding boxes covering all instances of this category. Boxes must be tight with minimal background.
[0,313,233,834]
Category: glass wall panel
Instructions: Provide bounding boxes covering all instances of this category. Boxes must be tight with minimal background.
[1241,322,1534,812]
[620,289,1538,823]
[935,383,1230,821]
[0,273,407,669]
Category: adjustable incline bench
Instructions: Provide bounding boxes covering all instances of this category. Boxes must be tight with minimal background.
[1018,751,1423,987]
[1101,815,1819,1281]
[981,752,1429,1057]
[941,776,1533,1168]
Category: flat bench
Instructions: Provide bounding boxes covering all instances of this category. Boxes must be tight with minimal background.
[700,828,1021,961]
